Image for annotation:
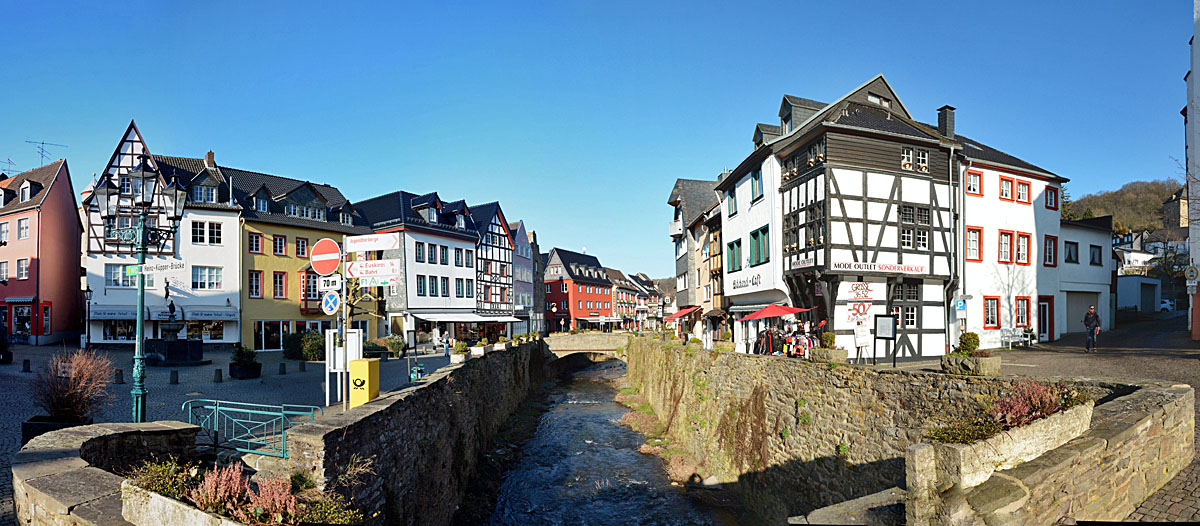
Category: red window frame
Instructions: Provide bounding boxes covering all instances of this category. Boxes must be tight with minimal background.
[1045,187,1060,210]
[273,235,288,256]
[295,237,309,258]
[248,270,263,298]
[965,226,983,262]
[997,229,1014,264]
[983,296,1001,330]
[273,271,287,299]
[1015,232,1032,266]
[1043,235,1058,267]
[1015,297,1031,328]
[248,233,263,254]
[1016,181,1031,204]
[965,170,984,197]
[998,176,1014,202]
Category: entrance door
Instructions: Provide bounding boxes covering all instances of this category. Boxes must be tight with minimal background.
[1037,296,1053,341]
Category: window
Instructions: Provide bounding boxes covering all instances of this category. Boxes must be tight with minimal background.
[415,242,425,262]
[0,222,8,243]
[901,147,914,169]
[1064,241,1079,264]
[586,301,592,309]
[119,176,131,194]
[984,297,1000,329]
[455,248,463,266]
[499,263,506,277]
[726,239,742,272]
[900,206,914,223]
[191,266,222,290]
[286,204,298,217]
[966,170,982,196]
[456,278,464,297]
[867,92,891,108]
[191,222,206,244]
[750,170,763,201]
[19,185,30,202]
[999,176,1014,201]
[303,273,318,300]
[998,231,1013,263]
[916,230,929,250]
[417,276,426,296]
[273,272,287,298]
[248,271,263,298]
[16,259,28,280]
[604,302,610,309]
[256,198,268,213]
[1045,187,1059,210]
[105,263,150,287]
[0,261,7,280]
[903,307,917,327]
[16,218,28,240]
[545,283,550,293]
[273,235,287,255]
[901,228,914,249]
[208,223,222,245]
[340,213,352,225]
[727,190,737,217]
[440,246,448,265]
[1044,235,1058,267]
[465,250,474,268]
[248,233,263,253]
[441,277,449,297]
[428,275,438,297]
[917,207,931,226]
[466,280,474,298]
[295,238,308,258]
[1016,181,1030,204]
[1016,233,1030,265]
[1090,245,1102,266]
[749,226,769,266]
[578,300,583,309]
[192,186,216,203]
[1015,297,1030,328]
[915,150,929,172]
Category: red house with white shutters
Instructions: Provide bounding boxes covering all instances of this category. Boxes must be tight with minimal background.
[543,248,615,331]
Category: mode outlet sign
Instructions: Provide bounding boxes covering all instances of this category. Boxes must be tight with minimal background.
[319,274,343,292]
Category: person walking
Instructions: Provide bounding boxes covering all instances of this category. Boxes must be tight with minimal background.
[1083,305,1101,353]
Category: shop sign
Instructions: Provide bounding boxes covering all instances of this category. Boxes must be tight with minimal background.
[830,261,927,275]
[839,281,883,324]
[731,274,762,290]
[790,257,815,270]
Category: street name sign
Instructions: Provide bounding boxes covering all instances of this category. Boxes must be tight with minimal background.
[320,291,341,316]
[319,274,343,292]
[125,261,187,276]
[311,238,342,276]
[345,233,400,252]
[345,259,402,279]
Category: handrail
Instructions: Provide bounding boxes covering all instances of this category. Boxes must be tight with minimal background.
[181,399,322,458]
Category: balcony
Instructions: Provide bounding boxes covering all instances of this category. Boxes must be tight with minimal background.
[669,220,683,237]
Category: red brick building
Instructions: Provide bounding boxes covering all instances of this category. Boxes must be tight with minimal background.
[543,248,614,331]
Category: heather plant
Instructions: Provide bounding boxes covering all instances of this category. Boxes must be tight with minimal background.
[989,379,1060,428]
[32,349,115,421]
[188,463,250,516]
[247,475,297,524]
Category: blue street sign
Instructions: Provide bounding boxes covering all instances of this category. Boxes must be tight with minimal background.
[321,291,341,316]
[955,299,966,311]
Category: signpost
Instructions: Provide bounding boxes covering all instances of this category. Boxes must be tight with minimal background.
[873,314,897,367]
[125,261,187,277]
[345,259,402,279]
[955,299,967,319]
[319,274,343,292]
[320,291,341,316]
[345,233,400,253]
[310,238,342,276]
[358,275,398,288]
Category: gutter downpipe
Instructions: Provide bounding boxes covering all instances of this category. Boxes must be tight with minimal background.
[943,148,962,354]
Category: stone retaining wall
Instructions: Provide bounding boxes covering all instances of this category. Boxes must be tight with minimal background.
[544,332,628,351]
[282,342,550,526]
[11,421,200,525]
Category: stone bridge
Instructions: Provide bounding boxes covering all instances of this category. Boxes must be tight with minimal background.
[544,333,628,359]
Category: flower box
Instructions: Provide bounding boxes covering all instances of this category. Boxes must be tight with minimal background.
[940,356,1001,376]
[121,480,242,526]
[930,400,1094,489]
[450,353,467,364]
[470,346,485,357]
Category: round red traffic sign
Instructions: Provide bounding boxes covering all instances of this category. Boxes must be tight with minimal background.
[310,238,342,276]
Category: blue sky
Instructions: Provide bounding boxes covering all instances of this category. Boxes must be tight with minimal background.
[0,1,1189,277]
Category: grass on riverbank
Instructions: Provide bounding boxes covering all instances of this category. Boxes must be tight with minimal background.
[615,385,706,483]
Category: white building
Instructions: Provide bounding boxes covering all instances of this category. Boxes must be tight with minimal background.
[84,121,242,349]
[1055,218,1115,335]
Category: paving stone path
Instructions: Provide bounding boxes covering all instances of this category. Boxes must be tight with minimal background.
[0,344,450,526]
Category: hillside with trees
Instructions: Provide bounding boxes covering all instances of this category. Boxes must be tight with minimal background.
[1063,179,1181,233]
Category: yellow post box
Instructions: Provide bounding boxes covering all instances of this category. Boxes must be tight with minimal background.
[348,358,379,409]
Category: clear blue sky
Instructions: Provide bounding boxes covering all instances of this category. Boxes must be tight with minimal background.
[0,1,1189,278]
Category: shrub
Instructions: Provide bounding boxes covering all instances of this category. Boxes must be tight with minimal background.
[959,332,980,353]
[989,379,1061,429]
[295,493,363,525]
[246,475,297,523]
[32,349,114,421]
[289,470,316,493]
[385,334,406,356]
[453,342,468,353]
[821,332,836,349]
[721,330,732,341]
[300,332,324,361]
[498,336,508,343]
[282,332,305,360]
[689,338,702,344]
[231,345,258,366]
[187,463,249,516]
[925,418,1003,444]
[127,456,196,500]
[478,338,489,346]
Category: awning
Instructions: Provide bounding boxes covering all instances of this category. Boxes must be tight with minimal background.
[703,308,726,318]
[480,316,521,323]
[91,305,141,320]
[413,313,489,323]
[4,296,35,303]
[187,306,239,321]
[738,304,814,322]
[729,303,773,313]
[664,306,701,321]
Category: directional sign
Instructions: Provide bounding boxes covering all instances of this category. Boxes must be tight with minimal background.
[125,262,187,277]
[346,233,400,253]
[319,274,343,292]
[345,259,402,279]
[358,275,398,288]
[311,238,342,276]
[320,291,341,316]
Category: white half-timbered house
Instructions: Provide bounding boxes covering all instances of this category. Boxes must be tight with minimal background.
[469,202,519,338]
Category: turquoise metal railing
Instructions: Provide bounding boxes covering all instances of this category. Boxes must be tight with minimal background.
[181,399,323,458]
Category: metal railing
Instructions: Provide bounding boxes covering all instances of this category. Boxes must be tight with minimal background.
[182,400,323,458]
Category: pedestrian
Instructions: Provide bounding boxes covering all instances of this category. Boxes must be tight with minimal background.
[1083,305,1101,353]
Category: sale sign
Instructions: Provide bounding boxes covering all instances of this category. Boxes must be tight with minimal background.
[838,281,884,325]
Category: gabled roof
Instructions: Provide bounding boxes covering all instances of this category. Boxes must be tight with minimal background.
[354,190,479,241]
[0,159,66,216]
[667,178,719,228]
[468,201,514,248]
[950,133,1064,181]
[152,155,241,211]
[604,267,639,292]
[220,164,371,234]
[547,248,611,285]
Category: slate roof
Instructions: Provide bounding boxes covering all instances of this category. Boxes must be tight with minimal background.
[220,163,372,234]
[152,155,241,211]
[937,131,1063,180]
[834,102,937,140]
[354,190,479,242]
[604,267,639,292]
[548,248,610,285]
[783,95,826,111]
[667,178,719,228]
[0,159,64,216]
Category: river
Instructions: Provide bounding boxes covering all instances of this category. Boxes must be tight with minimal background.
[485,361,737,526]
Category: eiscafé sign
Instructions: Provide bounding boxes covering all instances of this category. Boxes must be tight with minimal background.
[830,261,927,275]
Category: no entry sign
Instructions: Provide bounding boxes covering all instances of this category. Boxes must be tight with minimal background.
[310,238,342,276]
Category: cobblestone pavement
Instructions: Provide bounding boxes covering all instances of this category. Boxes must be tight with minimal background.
[0,344,452,526]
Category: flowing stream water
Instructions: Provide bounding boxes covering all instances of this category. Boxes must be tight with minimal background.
[485,362,737,526]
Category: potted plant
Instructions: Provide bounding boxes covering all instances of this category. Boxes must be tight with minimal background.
[228,345,262,380]
[22,349,114,445]
[386,334,407,358]
[941,332,1000,375]
[810,332,848,363]
[496,336,510,350]
[451,342,469,364]
[472,338,489,356]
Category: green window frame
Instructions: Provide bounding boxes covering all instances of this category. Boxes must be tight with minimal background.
[749,225,770,266]
[727,190,737,217]
[727,240,742,272]
[751,170,763,202]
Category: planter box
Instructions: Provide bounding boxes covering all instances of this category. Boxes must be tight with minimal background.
[470,346,485,357]
[931,400,1094,489]
[20,415,93,446]
[228,362,262,380]
[810,348,848,363]
[122,480,242,526]
[940,356,1001,376]
[450,353,467,364]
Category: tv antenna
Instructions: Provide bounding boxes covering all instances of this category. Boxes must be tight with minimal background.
[25,140,68,165]
[0,157,17,175]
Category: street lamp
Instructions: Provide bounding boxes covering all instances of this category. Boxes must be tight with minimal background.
[96,155,187,423]
[84,286,93,350]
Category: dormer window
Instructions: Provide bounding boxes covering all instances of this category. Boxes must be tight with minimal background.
[19,183,30,202]
[286,204,299,217]
[256,198,268,213]
[867,92,891,108]
[782,114,792,133]
[456,215,465,228]
[191,186,216,203]
[340,213,352,225]
[427,208,437,222]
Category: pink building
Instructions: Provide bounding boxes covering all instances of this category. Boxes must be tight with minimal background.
[0,160,83,344]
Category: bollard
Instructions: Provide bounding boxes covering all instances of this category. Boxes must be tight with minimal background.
[299,361,307,372]
[169,370,179,385]
[114,369,124,384]
[22,359,31,373]
[213,369,223,383]
[278,362,287,375]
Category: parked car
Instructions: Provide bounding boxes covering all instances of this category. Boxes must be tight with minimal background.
[1160,299,1176,312]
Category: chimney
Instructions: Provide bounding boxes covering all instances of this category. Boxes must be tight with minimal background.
[937,105,956,139]
[204,150,215,168]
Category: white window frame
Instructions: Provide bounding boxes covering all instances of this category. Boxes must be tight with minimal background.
[966,173,980,194]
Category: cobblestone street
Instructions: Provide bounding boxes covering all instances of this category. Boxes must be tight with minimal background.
[0,344,451,526]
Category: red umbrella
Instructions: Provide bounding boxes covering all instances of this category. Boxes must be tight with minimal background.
[738,304,814,322]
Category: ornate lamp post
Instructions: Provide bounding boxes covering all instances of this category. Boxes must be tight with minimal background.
[95,155,187,423]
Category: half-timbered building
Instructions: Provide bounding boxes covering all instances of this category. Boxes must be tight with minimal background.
[469,202,518,339]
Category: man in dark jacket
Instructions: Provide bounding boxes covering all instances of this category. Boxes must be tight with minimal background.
[1083,305,1101,353]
